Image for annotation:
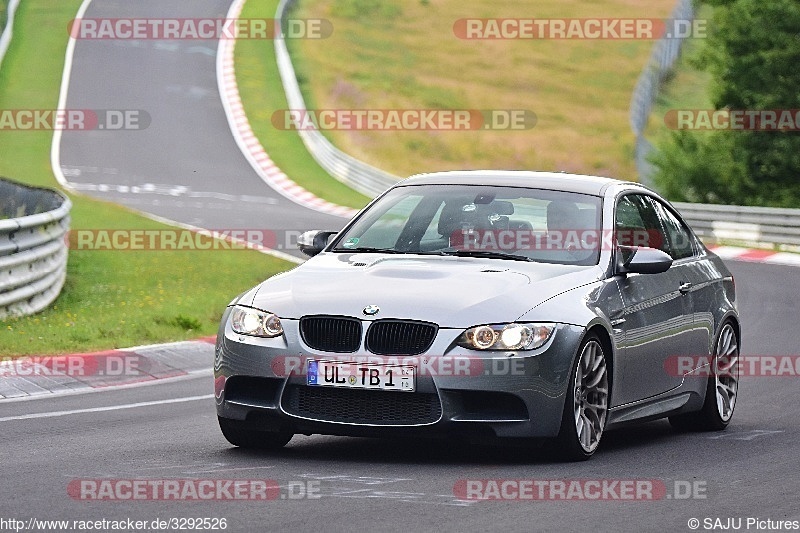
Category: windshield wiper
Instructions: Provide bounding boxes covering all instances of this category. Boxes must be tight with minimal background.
[427,250,532,262]
[333,246,406,254]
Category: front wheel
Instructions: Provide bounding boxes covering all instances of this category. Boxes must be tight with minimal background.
[669,321,739,432]
[554,334,609,461]
[218,417,293,450]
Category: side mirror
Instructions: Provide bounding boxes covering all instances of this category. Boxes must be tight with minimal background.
[297,230,337,257]
[618,246,673,275]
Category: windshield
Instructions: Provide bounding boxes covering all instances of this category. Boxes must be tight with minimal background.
[331,184,602,265]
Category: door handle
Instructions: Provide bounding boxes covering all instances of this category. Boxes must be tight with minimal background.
[679,282,692,294]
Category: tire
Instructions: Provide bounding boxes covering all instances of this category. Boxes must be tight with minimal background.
[554,333,609,461]
[218,417,293,450]
[669,321,739,432]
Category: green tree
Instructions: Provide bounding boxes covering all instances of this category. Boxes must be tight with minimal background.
[653,0,800,207]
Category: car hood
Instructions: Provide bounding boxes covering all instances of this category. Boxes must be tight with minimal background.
[245,253,602,328]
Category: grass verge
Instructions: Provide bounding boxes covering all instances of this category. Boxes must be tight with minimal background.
[281,0,676,181]
[0,0,295,356]
[234,0,371,209]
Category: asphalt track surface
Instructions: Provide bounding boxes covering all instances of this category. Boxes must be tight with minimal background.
[5,0,800,531]
[1,261,799,533]
[57,0,347,256]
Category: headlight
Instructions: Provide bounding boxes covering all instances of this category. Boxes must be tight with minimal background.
[457,323,554,351]
[229,305,284,338]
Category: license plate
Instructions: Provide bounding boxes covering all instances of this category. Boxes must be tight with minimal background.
[307,360,415,392]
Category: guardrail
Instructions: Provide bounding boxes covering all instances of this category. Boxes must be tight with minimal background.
[0,177,71,319]
[0,0,21,71]
[675,202,800,251]
[629,0,694,186]
[274,0,399,198]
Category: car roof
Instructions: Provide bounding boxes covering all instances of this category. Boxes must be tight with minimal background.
[398,170,639,196]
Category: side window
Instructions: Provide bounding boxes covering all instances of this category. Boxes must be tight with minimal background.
[614,195,667,252]
[647,197,696,260]
[615,196,646,231]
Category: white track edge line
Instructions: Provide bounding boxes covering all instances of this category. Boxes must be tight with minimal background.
[0,392,214,421]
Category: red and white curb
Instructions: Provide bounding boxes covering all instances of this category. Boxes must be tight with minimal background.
[708,245,800,267]
[217,0,358,219]
[0,337,215,401]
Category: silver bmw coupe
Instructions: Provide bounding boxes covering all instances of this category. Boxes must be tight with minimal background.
[214,171,739,460]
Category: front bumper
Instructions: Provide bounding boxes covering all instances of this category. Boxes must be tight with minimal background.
[214,308,585,439]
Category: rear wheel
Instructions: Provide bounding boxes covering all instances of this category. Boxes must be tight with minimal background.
[669,322,739,431]
[218,417,293,449]
[554,334,609,461]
